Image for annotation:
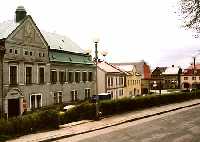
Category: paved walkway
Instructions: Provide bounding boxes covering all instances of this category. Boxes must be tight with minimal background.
[7,99,200,142]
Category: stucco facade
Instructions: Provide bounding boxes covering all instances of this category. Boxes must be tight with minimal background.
[97,62,126,100]
[0,6,95,117]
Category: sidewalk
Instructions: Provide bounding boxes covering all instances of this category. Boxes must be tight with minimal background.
[8,99,200,142]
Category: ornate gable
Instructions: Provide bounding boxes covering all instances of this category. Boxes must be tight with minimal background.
[7,16,48,49]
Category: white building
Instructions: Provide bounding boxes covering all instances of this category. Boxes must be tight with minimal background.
[97,61,126,99]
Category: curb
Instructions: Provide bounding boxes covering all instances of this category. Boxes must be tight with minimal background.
[40,102,200,142]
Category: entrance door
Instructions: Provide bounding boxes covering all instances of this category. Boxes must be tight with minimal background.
[8,99,20,117]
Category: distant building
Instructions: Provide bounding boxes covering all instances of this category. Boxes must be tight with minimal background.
[114,64,142,97]
[97,61,126,99]
[150,67,167,90]
[151,65,182,90]
[180,64,200,90]
[0,6,95,117]
[162,65,182,89]
[111,61,151,94]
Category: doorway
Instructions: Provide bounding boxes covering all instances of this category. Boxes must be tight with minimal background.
[8,99,20,117]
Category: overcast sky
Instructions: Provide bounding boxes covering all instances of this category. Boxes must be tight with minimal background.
[1,0,200,69]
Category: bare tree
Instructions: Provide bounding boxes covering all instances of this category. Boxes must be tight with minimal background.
[180,0,200,33]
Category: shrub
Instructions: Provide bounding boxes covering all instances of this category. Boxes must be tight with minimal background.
[1,91,200,141]
[0,110,59,141]
[60,103,96,124]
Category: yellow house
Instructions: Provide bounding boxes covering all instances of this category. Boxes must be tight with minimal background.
[115,65,142,97]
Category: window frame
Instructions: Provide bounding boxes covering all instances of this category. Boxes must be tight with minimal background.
[25,66,32,85]
[39,67,45,84]
[9,65,18,85]
[30,93,42,109]
[50,70,57,84]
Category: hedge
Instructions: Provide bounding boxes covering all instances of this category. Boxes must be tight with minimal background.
[0,110,59,141]
[1,91,200,141]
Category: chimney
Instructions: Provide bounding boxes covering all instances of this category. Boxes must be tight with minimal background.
[15,6,27,23]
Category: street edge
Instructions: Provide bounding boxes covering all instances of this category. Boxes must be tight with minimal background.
[40,102,200,142]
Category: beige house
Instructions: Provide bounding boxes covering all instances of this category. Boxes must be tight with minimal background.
[115,65,142,97]
[111,61,151,94]
[97,61,126,99]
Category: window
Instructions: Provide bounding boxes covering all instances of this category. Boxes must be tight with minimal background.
[15,50,18,54]
[24,51,28,55]
[107,91,113,99]
[39,53,41,57]
[119,89,124,96]
[36,95,41,108]
[68,71,74,83]
[43,53,45,57]
[58,92,62,103]
[26,67,32,84]
[59,71,65,84]
[192,76,196,80]
[119,77,123,85]
[71,90,78,101]
[39,67,44,84]
[9,49,12,53]
[82,72,87,82]
[10,66,17,85]
[75,72,80,83]
[85,89,91,100]
[88,72,93,81]
[30,94,42,109]
[184,77,188,80]
[31,95,35,109]
[108,77,113,87]
[30,51,32,56]
[54,92,58,104]
[53,92,62,104]
[50,70,57,83]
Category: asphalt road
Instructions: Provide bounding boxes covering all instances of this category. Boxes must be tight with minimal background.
[56,105,200,142]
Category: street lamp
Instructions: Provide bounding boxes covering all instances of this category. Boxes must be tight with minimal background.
[93,37,100,120]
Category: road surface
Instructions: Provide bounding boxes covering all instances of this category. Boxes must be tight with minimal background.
[55,105,200,142]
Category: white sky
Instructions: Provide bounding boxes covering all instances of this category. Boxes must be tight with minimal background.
[1,0,200,69]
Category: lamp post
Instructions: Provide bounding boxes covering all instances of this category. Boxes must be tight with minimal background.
[193,56,197,96]
[93,38,100,120]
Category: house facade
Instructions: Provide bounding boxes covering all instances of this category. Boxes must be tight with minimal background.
[150,67,167,90]
[97,61,126,99]
[180,64,200,90]
[111,61,151,94]
[162,65,182,89]
[115,65,142,97]
[151,65,182,90]
[0,6,95,117]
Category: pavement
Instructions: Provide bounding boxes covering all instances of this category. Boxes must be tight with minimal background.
[7,99,200,142]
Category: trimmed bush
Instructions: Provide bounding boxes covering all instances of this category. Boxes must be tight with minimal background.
[1,91,200,141]
[60,103,96,124]
[0,110,59,141]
